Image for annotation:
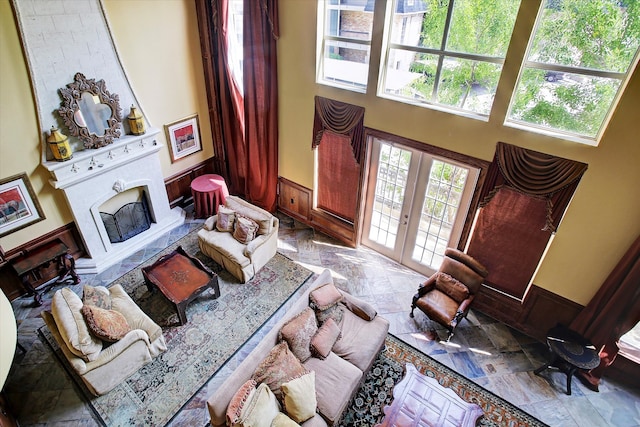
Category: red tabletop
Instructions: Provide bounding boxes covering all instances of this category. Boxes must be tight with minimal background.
[190,174,229,218]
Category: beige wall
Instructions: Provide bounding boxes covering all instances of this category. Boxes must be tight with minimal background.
[277,0,640,305]
[2,0,638,306]
[0,0,211,251]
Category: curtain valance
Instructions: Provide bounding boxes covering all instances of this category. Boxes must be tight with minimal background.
[312,96,365,163]
[480,142,588,232]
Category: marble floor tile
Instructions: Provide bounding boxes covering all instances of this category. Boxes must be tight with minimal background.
[4,211,639,427]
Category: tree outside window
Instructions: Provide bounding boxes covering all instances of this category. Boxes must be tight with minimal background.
[506,0,640,141]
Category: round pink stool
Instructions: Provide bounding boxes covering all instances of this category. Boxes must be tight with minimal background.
[190,174,229,219]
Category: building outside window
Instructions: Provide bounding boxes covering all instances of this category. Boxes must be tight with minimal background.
[316,0,374,92]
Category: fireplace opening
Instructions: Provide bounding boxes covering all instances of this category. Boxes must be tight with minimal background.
[100,188,152,243]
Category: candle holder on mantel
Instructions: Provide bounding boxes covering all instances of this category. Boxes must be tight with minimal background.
[47,126,73,161]
[127,105,146,136]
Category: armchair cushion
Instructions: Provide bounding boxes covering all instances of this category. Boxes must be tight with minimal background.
[415,289,460,326]
[435,272,469,303]
[440,256,485,293]
[226,196,273,236]
[81,304,131,342]
[51,287,103,362]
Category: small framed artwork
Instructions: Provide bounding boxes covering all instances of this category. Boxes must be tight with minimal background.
[164,114,202,162]
[0,172,45,237]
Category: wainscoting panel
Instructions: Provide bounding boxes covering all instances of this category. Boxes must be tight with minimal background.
[164,159,216,208]
[277,177,310,221]
[277,177,357,247]
[474,284,583,341]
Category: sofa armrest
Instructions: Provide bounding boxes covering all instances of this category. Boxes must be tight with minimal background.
[339,291,377,321]
[109,284,163,342]
[244,234,270,257]
[204,215,218,231]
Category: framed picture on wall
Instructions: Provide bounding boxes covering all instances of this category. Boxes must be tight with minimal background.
[164,114,202,162]
[0,172,45,237]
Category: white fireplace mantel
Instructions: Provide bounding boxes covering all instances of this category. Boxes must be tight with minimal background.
[43,128,185,274]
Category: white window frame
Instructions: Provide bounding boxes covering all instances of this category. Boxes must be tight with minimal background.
[504,1,640,146]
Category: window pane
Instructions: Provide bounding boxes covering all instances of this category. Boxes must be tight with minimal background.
[436,58,502,115]
[381,0,521,117]
[446,0,519,57]
[510,68,621,137]
[322,41,370,90]
[507,0,640,140]
[318,1,373,92]
[529,0,640,73]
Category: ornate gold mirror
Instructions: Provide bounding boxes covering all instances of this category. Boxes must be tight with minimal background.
[58,72,122,149]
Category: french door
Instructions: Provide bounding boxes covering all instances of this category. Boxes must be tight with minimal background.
[362,137,479,277]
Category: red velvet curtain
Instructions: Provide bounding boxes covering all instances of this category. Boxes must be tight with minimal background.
[196,0,246,195]
[570,234,640,390]
[195,0,278,211]
[243,0,279,211]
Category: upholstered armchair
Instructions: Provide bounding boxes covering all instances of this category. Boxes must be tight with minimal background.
[42,284,167,396]
[410,248,488,340]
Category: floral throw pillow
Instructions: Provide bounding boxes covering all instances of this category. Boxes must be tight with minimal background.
[278,307,318,362]
[216,205,236,232]
[233,214,259,244]
[82,285,111,310]
[81,304,131,342]
[251,341,309,402]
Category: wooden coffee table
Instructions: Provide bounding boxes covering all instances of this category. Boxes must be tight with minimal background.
[376,363,483,427]
[142,245,220,325]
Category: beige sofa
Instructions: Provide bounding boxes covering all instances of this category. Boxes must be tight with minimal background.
[41,284,167,396]
[198,195,279,283]
[207,269,390,426]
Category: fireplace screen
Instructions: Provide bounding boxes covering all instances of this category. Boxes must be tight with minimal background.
[100,193,151,243]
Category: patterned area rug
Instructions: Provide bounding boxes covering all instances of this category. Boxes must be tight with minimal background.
[338,334,548,427]
[39,228,313,427]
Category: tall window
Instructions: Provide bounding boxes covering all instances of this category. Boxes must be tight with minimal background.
[506,0,640,142]
[379,0,520,116]
[316,0,374,92]
[227,0,244,93]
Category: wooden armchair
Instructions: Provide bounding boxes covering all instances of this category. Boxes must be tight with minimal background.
[410,248,488,340]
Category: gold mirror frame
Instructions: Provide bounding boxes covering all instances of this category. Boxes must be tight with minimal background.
[57,72,122,149]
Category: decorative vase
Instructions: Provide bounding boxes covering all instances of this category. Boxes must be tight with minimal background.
[127,105,146,136]
[47,126,73,161]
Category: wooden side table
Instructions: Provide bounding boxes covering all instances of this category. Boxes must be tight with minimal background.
[142,245,220,325]
[10,238,80,306]
[376,364,483,427]
[190,174,229,219]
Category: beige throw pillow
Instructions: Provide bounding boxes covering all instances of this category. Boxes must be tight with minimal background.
[237,383,281,427]
[281,371,317,423]
[270,412,299,427]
